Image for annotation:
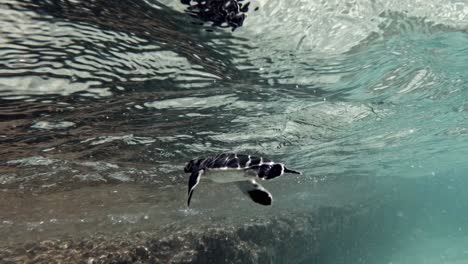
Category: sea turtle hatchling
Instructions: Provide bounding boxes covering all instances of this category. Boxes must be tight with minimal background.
[184,153,301,207]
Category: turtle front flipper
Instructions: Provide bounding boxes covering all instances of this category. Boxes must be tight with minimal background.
[187,169,204,207]
[237,180,272,206]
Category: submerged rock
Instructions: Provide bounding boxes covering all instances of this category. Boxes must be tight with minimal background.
[0,206,360,264]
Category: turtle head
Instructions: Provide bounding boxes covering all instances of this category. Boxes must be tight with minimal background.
[184,159,196,173]
[284,167,301,175]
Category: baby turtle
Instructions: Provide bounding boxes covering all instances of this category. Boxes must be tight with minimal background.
[184,153,301,207]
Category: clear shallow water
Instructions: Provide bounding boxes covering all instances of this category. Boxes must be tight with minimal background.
[1,0,468,262]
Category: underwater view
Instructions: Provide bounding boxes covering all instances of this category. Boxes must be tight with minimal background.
[1,0,468,263]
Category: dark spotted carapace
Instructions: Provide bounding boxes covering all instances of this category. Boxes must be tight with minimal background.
[184,153,300,178]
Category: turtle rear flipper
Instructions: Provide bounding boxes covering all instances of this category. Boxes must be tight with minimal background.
[187,169,204,207]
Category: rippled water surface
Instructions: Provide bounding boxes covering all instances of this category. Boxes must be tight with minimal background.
[1,0,468,263]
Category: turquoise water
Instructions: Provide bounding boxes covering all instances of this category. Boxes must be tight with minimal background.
[1,0,468,263]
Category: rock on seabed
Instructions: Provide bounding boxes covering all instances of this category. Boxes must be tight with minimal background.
[0,206,359,264]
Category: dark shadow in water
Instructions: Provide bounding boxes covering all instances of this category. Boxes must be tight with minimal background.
[180,0,254,31]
